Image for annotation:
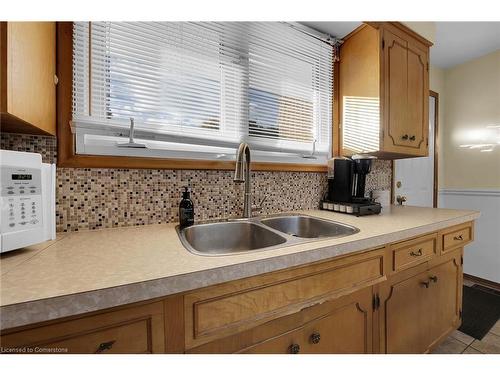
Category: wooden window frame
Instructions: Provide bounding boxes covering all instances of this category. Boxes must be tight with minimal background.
[56,22,330,172]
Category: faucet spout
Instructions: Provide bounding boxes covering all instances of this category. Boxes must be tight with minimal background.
[234,143,252,218]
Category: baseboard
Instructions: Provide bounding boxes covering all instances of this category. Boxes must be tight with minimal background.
[464,273,500,291]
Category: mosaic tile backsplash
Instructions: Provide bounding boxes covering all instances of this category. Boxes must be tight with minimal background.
[1,133,392,232]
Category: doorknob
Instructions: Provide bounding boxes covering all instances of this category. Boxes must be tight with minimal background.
[396,195,407,205]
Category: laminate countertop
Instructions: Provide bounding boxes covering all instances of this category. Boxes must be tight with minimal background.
[0,206,479,330]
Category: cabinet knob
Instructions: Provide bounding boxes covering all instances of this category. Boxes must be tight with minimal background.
[95,340,116,354]
[409,135,416,141]
[310,332,321,345]
[420,281,430,289]
[453,235,464,241]
[410,248,423,257]
[289,343,300,354]
[429,275,438,283]
[401,134,409,140]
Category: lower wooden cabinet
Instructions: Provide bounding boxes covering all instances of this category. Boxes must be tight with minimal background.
[378,249,462,353]
[0,223,473,354]
[240,287,373,354]
[1,301,165,354]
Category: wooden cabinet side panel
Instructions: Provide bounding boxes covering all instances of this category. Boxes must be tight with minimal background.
[339,25,381,155]
[6,22,56,135]
[0,22,7,112]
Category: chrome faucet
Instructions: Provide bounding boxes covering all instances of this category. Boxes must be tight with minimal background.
[234,143,267,218]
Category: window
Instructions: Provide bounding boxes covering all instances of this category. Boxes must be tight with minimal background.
[72,22,334,164]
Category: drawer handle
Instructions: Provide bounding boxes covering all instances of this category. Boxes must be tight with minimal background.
[409,135,416,141]
[401,134,409,140]
[454,235,464,241]
[429,275,438,283]
[95,340,116,354]
[310,332,321,345]
[289,343,300,354]
[410,248,423,257]
[420,281,430,289]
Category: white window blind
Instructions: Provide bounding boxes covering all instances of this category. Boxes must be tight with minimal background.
[72,22,334,164]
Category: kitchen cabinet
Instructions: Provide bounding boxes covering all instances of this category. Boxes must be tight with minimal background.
[0,221,473,354]
[339,22,432,159]
[0,22,56,136]
[239,287,373,354]
[378,249,462,353]
[0,301,166,354]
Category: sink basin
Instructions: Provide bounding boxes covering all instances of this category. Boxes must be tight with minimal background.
[178,221,287,255]
[260,215,359,239]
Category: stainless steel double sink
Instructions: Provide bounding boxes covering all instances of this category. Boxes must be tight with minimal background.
[176,215,360,256]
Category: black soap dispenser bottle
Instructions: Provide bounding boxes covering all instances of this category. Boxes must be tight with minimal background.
[179,187,194,228]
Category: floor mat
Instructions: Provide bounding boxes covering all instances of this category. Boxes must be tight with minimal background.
[458,285,500,340]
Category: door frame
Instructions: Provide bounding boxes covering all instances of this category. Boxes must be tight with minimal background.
[391,90,439,207]
[430,90,439,208]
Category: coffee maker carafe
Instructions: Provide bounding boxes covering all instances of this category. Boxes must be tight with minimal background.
[351,155,376,202]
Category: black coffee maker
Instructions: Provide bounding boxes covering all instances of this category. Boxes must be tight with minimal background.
[325,155,381,216]
[351,155,376,203]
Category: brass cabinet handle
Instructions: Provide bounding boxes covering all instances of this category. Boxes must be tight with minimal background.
[454,235,464,241]
[95,340,116,354]
[429,275,438,283]
[289,343,300,354]
[420,281,430,288]
[409,135,416,141]
[310,332,321,345]
[410,248,423,257]
[401,134,409,140]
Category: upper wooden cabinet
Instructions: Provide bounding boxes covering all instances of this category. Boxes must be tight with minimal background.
[339,22,432,159]
[0,22,56,136]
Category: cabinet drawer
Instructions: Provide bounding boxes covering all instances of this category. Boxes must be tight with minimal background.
[441,222,473,253]
[1,301,165,354]
[391,233,437,272]
[185,249,385,349]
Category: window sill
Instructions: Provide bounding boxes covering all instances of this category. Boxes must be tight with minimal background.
[57,154,328,172]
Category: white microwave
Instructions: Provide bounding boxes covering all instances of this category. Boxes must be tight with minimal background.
[0,150,56,253]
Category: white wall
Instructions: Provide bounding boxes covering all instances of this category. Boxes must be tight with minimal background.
[439,190,500,283]
[437,50,500,283]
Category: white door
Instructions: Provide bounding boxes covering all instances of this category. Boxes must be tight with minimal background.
[393,95,436,207]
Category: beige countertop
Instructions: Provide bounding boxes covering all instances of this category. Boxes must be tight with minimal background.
[0,206,479,330]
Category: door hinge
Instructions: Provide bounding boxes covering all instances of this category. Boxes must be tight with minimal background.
[382,39,385,49]
[461,256,463,265]
[459,309,463,319]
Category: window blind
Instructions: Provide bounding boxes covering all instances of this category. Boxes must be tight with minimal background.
[72,22,334,163]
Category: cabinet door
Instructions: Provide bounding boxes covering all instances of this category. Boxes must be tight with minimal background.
[380,269,430,353]
[240,287,373,354]
[406,41,429,156]
[426,252,462,349]
[383,29,409,150]
[382,27,429,157]
[3,22,56,135]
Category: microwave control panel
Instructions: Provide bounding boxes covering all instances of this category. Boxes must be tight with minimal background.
[1,166,43,233]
